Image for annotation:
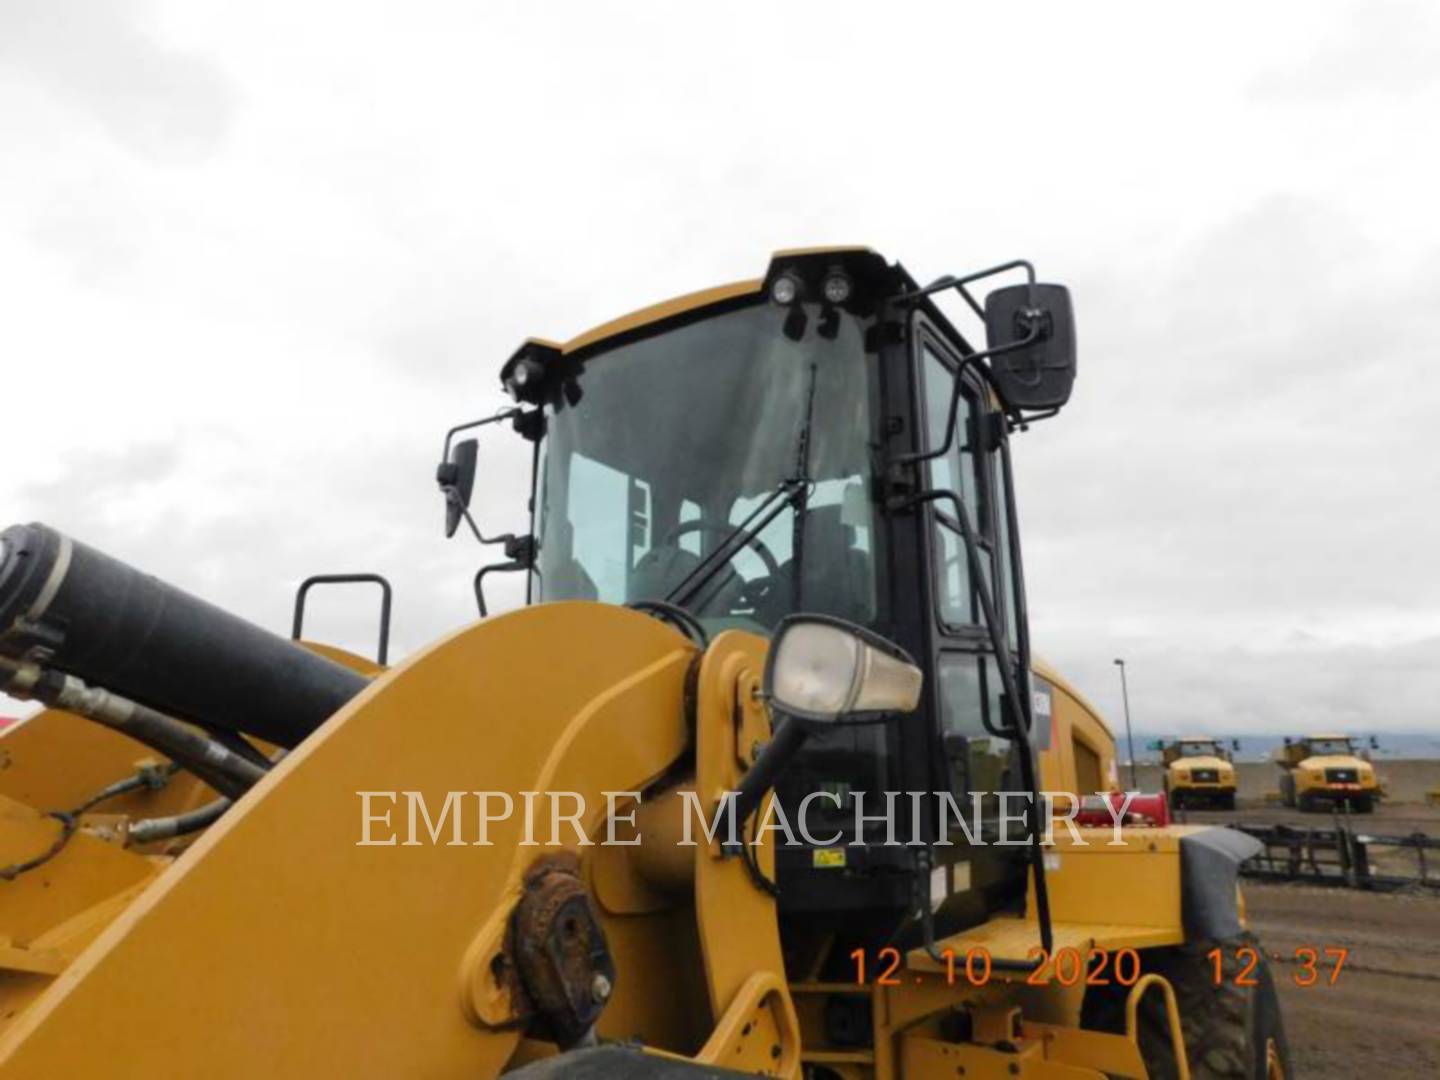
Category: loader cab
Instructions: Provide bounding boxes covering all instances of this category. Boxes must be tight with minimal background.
[474,248,1076,950]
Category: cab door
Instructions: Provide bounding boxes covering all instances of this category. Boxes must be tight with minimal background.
[914,317,1029,916]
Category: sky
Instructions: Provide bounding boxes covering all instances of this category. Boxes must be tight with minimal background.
[1,1,1437,736]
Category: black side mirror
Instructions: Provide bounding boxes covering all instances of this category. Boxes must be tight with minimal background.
[1368,735,1380,750]
[436,438,479,538]
[1232,738,1241,751]
[984,283,1077,411]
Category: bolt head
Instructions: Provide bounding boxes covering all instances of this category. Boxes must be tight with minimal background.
[590,973,612,1003]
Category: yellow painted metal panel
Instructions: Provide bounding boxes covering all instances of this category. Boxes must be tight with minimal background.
[691,631,801,1078]
[0,795,158,946]
[0,710,219,820]
[0,603,696,1078]
[562,280,763,354]
[1038,830,1186,933]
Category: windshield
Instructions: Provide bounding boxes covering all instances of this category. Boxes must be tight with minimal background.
[1179,741,1222,758]
[1307,738,1355,756]
[533,299,883,636]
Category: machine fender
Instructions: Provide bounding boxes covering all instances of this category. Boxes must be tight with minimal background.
[1179,827,1262,941]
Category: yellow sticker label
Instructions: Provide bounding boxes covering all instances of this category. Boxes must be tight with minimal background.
[812,848,847,869]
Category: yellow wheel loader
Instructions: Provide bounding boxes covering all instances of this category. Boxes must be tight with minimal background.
[1160,739,1238,811]
[1275,734,1381,812]
[0,248,1289,1077]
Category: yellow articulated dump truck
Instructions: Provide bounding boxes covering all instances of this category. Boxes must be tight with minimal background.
[1275,733,1381,812]
[0,249,1288,1077]
[1160,739,1239,811]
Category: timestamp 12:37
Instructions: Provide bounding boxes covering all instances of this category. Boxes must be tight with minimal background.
[850,944,1349,988]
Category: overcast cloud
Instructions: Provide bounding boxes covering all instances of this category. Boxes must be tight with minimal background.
[1,1,1437,736]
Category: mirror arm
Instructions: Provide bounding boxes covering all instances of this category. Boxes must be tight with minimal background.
[728,715,811,832]
[1007,405,1062,434]
[474,536,537,617]
[889,323,1040,469]
[440,407,520,462]
[891,258,1037,310]
[446,490,517,547]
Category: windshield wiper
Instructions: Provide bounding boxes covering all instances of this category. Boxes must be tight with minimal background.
[666,361,818,616]
[664,478,806,611]
[788,361,819,619]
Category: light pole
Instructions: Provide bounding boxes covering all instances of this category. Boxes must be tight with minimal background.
[1113,658,1138,789]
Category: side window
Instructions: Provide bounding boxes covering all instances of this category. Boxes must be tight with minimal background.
[921,342,994,630]
[923,333,1025,840]
[936,652,1004,740]
[568,453,652,601]
[922,348,978,515]
[936,652,1019,838]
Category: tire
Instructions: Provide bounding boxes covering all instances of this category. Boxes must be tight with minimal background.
[1082,933,1291,1079]
[1219,793,1237,812]
[1296,792,1315,813]
[1279,777,1294,809]
[1353,795,1374,813]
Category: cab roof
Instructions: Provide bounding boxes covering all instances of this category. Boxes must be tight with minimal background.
[535,246,879,357]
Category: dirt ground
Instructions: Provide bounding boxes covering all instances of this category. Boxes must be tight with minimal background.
[1242,880,1440,1077]
[1175,801,1440,1074]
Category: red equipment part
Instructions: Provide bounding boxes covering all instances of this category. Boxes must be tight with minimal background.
[1072,791,1171,828]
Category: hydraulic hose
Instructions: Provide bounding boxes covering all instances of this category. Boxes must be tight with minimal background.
[0,657,265,799]
[128,798,232,845]
[0,523,368,747]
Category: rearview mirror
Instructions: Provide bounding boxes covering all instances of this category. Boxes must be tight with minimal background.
[764,615,922,725]
[984,283,1077,411]
[436,438,478,538]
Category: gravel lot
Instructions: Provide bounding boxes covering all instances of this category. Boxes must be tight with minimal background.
[1243,880,1440,1077]
[1178,800,1440,1075]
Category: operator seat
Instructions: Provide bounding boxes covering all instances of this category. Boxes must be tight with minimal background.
[760,501,873,626]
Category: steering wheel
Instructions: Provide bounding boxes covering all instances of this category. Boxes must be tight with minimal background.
[659,519,782,583]
[634,519,782,620]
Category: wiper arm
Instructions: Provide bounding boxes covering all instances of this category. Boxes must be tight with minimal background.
[664,478,806,611]
[788,362,819,617]
[667,358,819,616]
[671,360,821,615]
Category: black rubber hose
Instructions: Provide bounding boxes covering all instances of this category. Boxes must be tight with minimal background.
[0,523,368,747]
[0,764,178,879]
[0,658,264,799]
[128,798,232,845]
